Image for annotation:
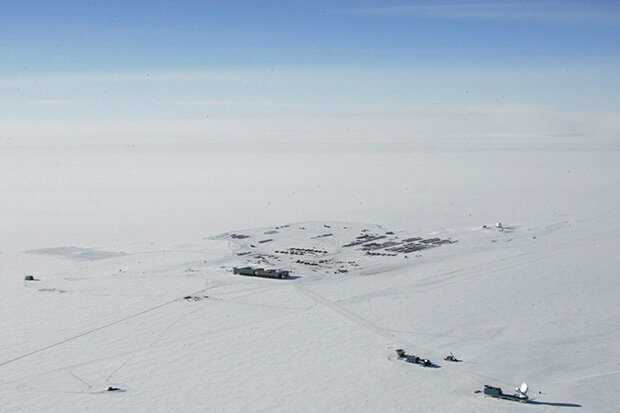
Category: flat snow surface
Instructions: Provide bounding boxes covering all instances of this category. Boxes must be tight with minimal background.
[0,140,618,412]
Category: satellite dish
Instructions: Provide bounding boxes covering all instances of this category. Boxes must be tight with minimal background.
[519,382,529,395]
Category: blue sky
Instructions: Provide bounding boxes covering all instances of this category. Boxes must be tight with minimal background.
[1,1,618,142]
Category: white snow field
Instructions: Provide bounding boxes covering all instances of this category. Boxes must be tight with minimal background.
[0,138,618,412]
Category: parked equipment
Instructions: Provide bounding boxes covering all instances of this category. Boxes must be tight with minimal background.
[395,349,432,367]
[443,353,460,362]
[482,383,529,403]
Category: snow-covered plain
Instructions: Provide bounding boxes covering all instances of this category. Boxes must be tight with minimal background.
[0,138,618,412]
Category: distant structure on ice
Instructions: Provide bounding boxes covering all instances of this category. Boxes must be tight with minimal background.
[233,266,290,279]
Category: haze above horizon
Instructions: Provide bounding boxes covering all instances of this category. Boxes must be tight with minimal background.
[1,1,618,142]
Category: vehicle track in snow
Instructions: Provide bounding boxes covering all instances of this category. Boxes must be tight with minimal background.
[294,282,477,408]
[1,290,310,387]
[0,283,221,369]
[294,283,396,342]
[103,300,211,383]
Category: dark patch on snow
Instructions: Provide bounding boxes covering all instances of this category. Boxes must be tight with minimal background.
[26,246,126,261]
